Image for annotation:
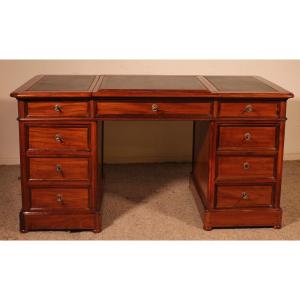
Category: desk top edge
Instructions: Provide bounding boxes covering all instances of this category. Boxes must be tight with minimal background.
[10,74,294,99]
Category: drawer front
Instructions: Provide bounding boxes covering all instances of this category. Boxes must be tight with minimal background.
[218,126,277,150]
[216,185,273,208]
[29,158,89,180]
[27,101,89,118]
[30,188,89,210]
[219,102,279,118]
[217,156,275,179]
[29,127,89,151]
[97,102,211,117]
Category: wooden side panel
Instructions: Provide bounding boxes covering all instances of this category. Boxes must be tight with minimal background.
[96,121,104,211]
[192,121,210,207]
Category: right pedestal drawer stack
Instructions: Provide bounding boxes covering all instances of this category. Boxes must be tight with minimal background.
[210,100,286,229]
[191,75,294,231]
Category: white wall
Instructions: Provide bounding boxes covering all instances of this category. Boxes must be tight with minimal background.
[0,60,299,164]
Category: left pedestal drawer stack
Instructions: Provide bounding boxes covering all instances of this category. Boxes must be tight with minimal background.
[17,102,102,232]
[18,103,102,232]
[11,75,103,232]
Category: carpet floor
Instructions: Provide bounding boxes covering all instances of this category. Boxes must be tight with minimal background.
[0,162,300,240]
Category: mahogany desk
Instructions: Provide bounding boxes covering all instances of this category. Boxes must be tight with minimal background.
[11,75,294,232]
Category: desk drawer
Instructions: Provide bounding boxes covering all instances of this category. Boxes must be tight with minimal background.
[29,158,89,181]
[30,188,89,210]
[216,185,273,208]
[26,101,89,118]
[97,102,211,118]
[218,126,277,150]
[219,102,279,118]
[29,126,89,151]
[217,156,275,179]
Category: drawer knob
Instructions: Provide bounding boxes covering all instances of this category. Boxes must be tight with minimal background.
[55,164,63,174]
[54,104,62,112]
[55,134,64,143]
[244,104,253,113]
[243,162,250,170]
[56,193,64,204]
[244,132,252,141]
[241,192,249,200]
[152,104,159,112]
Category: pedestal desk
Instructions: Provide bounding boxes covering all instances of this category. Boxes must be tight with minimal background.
[11,75,293,232]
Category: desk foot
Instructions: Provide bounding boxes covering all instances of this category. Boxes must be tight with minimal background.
[274,225,282,229]
[203,225,212,231]
[19,211,28,233]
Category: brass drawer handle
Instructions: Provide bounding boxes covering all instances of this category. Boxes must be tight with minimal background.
[152,104,159,112]
[55,134,64,143]
[241,192,249,200]
[55,164,63,174]
[243,162,250,170]
[56,193,64,204]
[244,132,252,141]
[54,104,62,112]
[244,104,253,113]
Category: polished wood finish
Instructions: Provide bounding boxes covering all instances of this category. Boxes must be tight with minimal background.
[30,188,89,210]
[26,101,89,118]
[192,121,212,208]
[218,102,280,118]
[217,156,275,180]
[21,212,99,231]
[11,74,293,232]
[190,175,281,229]
[97,101,211,119]
[204,207,282,229]
[216,185,273,208]
[29,157,89,181]
[218,125,277,150]
[29,126,89,151]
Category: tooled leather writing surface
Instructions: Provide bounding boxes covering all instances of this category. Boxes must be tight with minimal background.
[28,75,96,91]
[99,75,209,91]
[11,75,293,99]
[205,76,277,92]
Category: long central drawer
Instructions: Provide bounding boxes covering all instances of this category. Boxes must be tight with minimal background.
[96,101,211,118]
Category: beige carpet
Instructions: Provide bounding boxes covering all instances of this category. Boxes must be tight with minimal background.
[0,161,300,240]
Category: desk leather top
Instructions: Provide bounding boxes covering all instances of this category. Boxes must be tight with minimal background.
[11,75,294,99]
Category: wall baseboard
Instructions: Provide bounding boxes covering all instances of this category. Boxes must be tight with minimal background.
[0,153,299,165]
[283,153,300,160]
[0,157,20,165]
